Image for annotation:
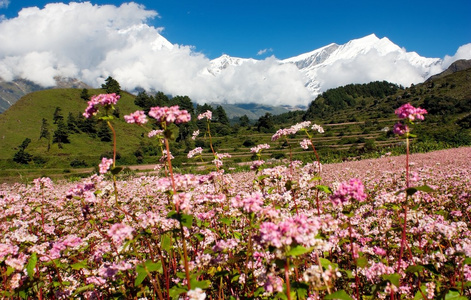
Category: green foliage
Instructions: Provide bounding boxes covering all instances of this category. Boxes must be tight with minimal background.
[52,119,70,144]
[101,76,121,95]
[215,105,229,125]
[80,88,89,101]
[256,112,274,132]
[13,138,33,164]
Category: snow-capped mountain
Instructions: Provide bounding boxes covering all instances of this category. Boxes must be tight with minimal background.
[205,54,257,76]
[207,34,443,97]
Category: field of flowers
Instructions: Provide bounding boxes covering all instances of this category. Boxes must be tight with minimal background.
[0,96,470,299]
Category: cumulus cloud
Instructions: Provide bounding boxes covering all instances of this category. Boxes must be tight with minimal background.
[0,2,312,106]
[315,49,433,91]
[442,43,471,69]
[257,48,273,56]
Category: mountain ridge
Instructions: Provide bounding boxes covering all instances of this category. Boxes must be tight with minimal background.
[1,33,469,113]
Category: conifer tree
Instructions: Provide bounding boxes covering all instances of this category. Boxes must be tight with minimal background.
[53,119,70,146]
[39,118,50,140]
[101,76,121,95]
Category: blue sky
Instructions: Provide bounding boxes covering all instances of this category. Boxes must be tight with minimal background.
[2,0,470,59]
[0,1,470,106]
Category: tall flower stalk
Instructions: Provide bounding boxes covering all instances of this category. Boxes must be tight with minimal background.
[83,93,121,202]
[393,103,428,279]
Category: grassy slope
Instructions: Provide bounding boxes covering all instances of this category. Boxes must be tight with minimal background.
[0,89,150,167]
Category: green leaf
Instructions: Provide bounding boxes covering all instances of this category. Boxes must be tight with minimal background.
[169,286,187,300]
[219,217,232,226]
[292,282,309,299]
[315,185,332,194]
[324,289,354,300]
[444,289,468,300]
[134,264,147,286]
[71,261,88,270]
[382,273,400,287]
[167,211,193,228]
[99,115,114,121]
[464,257,471,265]
[415,185,434,193]
[73,284,94,296]
[355,256,368,268]
[145,260,163,273]
[110,166,123,175]
[405,265,424,274]
[26,252,37,279]
[190,279,210,289]
[286,245,312,257]
[319,257,338,269]
[181,213,193,228]
[161,234,172,252]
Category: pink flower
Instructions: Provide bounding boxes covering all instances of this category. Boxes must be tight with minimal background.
[250,160,265,170]
[191,130,200,140]
[148,129,164,138]
[99,157,113,174]
[188,147,203,158]
[311,124,324,133]
[300,139,312,150]
[124,110,148,125]
[83,93,120,118]
[149,105,191,125]
[330,178,367,206]
[107,223,134,245]
[393,122,409,135]
[395,103,427,121]
[197,110,212,120]
[250,143,270,153]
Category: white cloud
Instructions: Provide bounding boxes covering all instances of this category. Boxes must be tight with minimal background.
[441,43,471,69]
[0,0,9,9]
[257,48,273,56]
[0,2,312,106]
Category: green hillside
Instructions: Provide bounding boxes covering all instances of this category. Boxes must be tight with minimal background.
[0,89,150,169]
[0,67,470,183]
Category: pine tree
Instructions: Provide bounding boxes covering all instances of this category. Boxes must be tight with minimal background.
[80,88,90,101]
[97,122,112,142]
[53,119,70,145]
[215,105,229,125]
[39,118,50,140]
[53,107,64,124]
[101,76,121,95]
[67,112,80,133]
[13,138,33,164]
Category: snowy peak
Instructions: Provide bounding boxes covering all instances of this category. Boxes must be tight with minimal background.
[207,54,256,75]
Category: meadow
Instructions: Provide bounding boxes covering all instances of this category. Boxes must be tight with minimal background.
[0,97,470,299]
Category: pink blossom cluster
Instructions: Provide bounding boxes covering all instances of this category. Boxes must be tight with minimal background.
[191,130,200,140]
[271,121,311,141]
[187,147,203,158]
[330,178,367,205]
[124,110,148,125]
[393,122,409,135]
[231,192,264,213]
[258,214,322,249]
[250,143,270,153]
[300,138,313,150]
[250,160,265,170]
[148,129,164,138]
[99,157,113,174]
[395,103,428,121]
[83,93,120,118]
[107,223,134,246]
[148,105,191,125]
[33,177,54,190]
[197,110,212,120]
[311,124,324,133]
